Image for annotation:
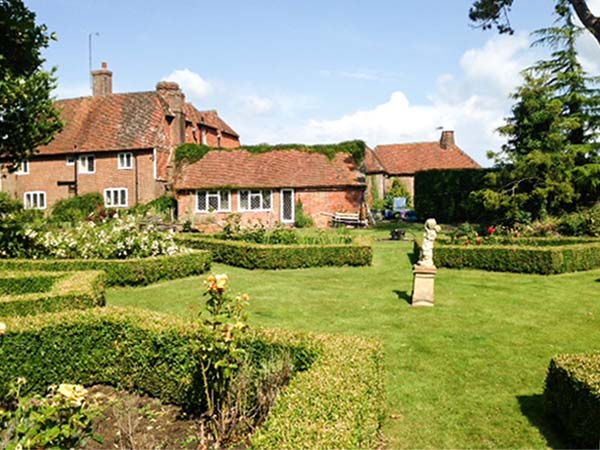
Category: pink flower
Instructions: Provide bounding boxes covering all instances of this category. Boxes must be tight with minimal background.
[488,226,495,235]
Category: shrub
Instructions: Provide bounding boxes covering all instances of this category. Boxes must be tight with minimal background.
[294,200,314,228]
[50,193,104,224]
[425,239,600,274]
[0,192,22,214]
[0,206,44,259]
[0,271,105,317]
[0,307,384,448]
[177,235,372,269]
[384,178,412,210]
[0,251,211,287]
[544,353,600,448]
[558,204,600,237]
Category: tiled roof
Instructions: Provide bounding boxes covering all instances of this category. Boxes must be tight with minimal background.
[184,104,239,138]
[372,142,480,175]
[37,92,168,155]
[175,149,365,190]
[364,146,385,173]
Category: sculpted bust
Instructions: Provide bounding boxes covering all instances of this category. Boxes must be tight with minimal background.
[417,218,441,268]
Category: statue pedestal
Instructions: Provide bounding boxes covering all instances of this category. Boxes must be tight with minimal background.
[411,265,437,307]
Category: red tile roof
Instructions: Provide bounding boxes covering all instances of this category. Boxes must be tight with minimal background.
[371,141,480,175]
[364,145,385,173]
[175,149,365,190]
[38,92,168,155]
[184,104,239,138]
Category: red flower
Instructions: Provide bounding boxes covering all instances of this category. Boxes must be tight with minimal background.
[476,237,482,244]
[465,239,471,245]
[488,226,495,235]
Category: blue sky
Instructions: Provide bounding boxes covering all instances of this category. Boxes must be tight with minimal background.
[27,0,600,165]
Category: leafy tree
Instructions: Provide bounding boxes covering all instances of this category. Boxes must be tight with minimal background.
[0,0,63,168]
[472,5,600,224]
[384,179,412,211]
[469,0,600,47]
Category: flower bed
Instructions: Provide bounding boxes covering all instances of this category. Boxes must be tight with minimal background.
[0,271,105,317]
[0,251,211,286]
[544,353,600,448]
[0,307,384,449]
[415,238,600,274]
[176,235,372,269]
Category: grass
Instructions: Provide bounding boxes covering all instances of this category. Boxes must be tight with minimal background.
[107,226,600,448]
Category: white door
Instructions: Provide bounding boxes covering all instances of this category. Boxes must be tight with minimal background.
[280,189,295,223]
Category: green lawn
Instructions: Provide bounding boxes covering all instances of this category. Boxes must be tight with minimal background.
[108,229,600,448]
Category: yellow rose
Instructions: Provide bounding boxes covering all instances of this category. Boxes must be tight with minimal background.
[205,273,228,293]
[0,322,5,335]
[57,383,87,406]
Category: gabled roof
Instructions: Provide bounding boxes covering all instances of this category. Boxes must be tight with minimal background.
[371,141,480,175]
[184,104,239,138]
[364,145,385,173]
[37,92,169,155]
[175,149,365,190]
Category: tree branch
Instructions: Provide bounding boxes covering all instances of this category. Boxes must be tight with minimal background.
[569,0,600,45]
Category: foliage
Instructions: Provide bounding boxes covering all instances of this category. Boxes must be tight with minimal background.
[427,238,600,273]
[384,178,412,211]
[558,203,600,236]
[370,177,386,212]
[0,270,105,317]
[177,235,372,269]
[293,199,314,228]
[50,193,104,224]
[0,251,211,287]
[544,353,600,448]
[0,306,383,448]
[471,6,600,225]
[414,169,493,223]
[0,0,63,167]
[0,379,94,450]
[0,198,44,258]
[0,192,22,214]
[174,140,367,166]
[127,194,177,220]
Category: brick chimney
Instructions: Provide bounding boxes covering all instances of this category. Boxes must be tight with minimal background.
[91,62,112,96]
[440,130,455,149]
[156,81,186,146]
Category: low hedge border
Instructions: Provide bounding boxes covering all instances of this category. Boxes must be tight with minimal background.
[544,353,600,448]
[176,235,373,269]
[0,307,384,449]
[0,271,105,317]
[415,240,600,274]
[0,250,211,286]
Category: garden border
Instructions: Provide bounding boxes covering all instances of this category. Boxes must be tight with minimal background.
[0,250,212,286]
[0,307,384,449]
[0,270,105,317]
[176,235,373,269]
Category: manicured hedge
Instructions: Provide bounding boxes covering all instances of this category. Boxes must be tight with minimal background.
[417,240,600,274]
[176,235,372,269]
[0,307,384,448]
[0,271,105,317]
[544,353,600,448]
[0,251,211,286]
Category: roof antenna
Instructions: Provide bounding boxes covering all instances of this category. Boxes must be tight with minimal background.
[88,32,100,93]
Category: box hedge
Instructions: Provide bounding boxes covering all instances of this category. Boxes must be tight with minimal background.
[416,240,600,274]
[0,271,105,317]
[176,235,372,269]
[544,353,600,448]
[0,250,211,286]
[0,307,384,449]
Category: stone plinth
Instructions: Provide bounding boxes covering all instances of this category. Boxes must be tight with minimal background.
[411,265,437,307]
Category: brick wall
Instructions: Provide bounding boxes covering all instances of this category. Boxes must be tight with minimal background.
[2,149,162,210]
[178,186,364,230]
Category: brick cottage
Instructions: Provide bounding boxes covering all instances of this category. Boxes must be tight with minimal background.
[0,63,239,210]
[365,130,480,201]
[175,149,366,228]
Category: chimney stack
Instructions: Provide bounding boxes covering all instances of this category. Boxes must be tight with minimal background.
[91,62,112,97]
[440,130,455,149]
[156,81,186,145]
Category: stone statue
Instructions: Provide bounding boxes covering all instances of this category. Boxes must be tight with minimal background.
[417,218,441,268]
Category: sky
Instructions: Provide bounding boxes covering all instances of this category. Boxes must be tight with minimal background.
[27,0,600,166]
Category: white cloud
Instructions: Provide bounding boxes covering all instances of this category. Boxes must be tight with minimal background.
[238,95,274,114]
[163,69,211,99]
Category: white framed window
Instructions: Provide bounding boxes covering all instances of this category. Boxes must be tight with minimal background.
[78,154,95,174]
[239,190,272,212]
[16,160,29,175]
[66,156,75,166]
[24,191,46,209]
[201,128,208,145]
[118,152,133,169]
[196,190,231,213]
[104,188,128,208]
